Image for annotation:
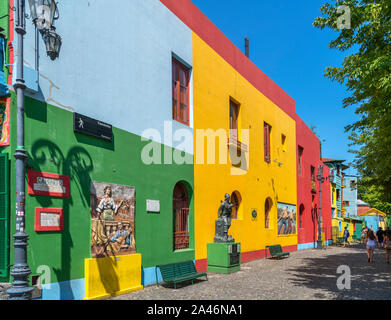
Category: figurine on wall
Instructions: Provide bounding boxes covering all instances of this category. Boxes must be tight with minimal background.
[214,193,235,243]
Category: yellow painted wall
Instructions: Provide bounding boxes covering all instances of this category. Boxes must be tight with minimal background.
[84,254,143,300]
[330,183,337,217]
[193,33,297,261]
[332,218,355,242]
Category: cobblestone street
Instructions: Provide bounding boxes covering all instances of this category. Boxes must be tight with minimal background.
[111,244,391,300]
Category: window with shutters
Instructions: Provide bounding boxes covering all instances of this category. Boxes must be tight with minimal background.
[264,122,271,163]
[172,58,190,126]
[0,153,9,278]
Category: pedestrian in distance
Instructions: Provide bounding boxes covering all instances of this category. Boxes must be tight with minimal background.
[343,226,350,247]
[384,230,390,264]
[366,229,378,263]
[376,227,384,249]
[361,227,368,244]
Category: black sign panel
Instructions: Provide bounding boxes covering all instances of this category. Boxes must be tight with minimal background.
[73,113,113,142]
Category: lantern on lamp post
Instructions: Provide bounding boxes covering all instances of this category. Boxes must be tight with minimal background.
[28,0,61,60]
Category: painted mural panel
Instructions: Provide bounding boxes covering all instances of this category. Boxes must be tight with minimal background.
[0,98,10,146]
[277,203,297,235]
[90,181,136,258]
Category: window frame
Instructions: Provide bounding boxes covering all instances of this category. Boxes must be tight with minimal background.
[172,58,190,126]
[264,122,272,163]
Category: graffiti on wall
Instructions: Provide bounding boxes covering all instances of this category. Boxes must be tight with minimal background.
[277,202,297,235]
[90,181,136,258]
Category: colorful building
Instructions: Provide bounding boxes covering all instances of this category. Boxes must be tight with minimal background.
[342,175,358,218]
[0,0,341,300]
[296,120,332,250]
[358,203,388,232]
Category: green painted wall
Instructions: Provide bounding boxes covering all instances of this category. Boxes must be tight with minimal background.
[3,93,194,284]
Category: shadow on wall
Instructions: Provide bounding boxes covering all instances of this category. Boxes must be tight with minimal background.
[96,256,120,298]
[28,139,96,300]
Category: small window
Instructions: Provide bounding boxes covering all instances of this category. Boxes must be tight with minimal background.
[299,204,305,229]
[343,201,350,207]
[265,198,272,229]
[264,122,271,163]
[350,180,356,188]
[281,134,287,152]
[230,191,241,220]
[298,146,303,176]
[172,58,190,125]
[230,100,240,136]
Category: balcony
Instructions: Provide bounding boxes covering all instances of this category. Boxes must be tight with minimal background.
[228,132,248,152]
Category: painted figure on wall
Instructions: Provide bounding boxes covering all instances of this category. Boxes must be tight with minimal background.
[277,203,297,235]
[90,182,136,258]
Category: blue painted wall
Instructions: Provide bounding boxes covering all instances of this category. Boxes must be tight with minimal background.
[343,175,358,218]
[15,0,194,154]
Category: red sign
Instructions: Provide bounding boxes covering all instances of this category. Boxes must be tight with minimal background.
[35,207,64,232]
[28,170,70,198]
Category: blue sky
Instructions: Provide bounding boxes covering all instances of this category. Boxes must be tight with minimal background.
[191,0,359,175]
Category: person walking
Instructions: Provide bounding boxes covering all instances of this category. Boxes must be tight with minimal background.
[384,230,390,264]
[361,227,368,244]
[366,229,378,263]
[376,227,384,249]
[343,226,350,247]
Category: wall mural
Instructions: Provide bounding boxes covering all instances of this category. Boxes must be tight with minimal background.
[277,202,297,235]
[90,181,136,258]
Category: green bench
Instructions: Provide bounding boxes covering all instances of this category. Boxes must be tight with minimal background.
[266,245,290,259]
[336,237,345,245]
[156,261,208,289]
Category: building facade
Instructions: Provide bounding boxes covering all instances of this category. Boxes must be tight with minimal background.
[0,0,341,300]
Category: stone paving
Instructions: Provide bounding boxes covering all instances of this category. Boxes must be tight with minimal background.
[1,244,390,300]
[111,244,391,300]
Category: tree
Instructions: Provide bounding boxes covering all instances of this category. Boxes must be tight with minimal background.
[314,0,391,212]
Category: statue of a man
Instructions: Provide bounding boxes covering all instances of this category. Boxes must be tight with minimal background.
[214,193,235,243]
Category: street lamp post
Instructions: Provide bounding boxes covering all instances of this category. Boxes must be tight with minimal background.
[7,0,61,300]
[6,0,34,300]
[316,165,325,249]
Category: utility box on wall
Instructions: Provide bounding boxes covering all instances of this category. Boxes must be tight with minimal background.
[207,242,241,274]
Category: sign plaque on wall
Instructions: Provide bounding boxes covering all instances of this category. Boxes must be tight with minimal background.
[146,200,160,213]
[74,112,113,142]
[28,170,70,198]
[35,208,64,231]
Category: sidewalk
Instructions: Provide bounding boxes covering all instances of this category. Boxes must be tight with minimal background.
[110,244,391,300]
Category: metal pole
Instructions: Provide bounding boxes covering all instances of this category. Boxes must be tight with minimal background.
[6,0,34,300]
[317,165,323,249]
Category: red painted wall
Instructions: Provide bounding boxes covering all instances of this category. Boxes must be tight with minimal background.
[295,117,332,245]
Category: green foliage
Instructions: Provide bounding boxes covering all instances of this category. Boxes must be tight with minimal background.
[314,0,391,212]
[356,176,391,213]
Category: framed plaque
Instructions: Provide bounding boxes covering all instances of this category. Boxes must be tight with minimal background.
[146,200,160,213]
[35,208,64,232]
[28,170,70,198]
